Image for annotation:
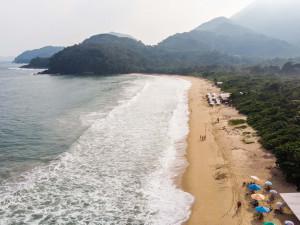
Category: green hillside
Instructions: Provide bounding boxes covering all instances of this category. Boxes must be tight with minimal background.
[14,46,64,63]
[158,17,299,58]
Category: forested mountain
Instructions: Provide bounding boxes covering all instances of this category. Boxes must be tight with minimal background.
[42,16,300,75]
[20,57,50,69]
[108,32,138,41]
[158,17,299,58]
[44,34,246,75]
[82,34,146,51]
[14,46,64,63]
[231,0,300,47]
[45,43,151,75]
[195,17,253,37]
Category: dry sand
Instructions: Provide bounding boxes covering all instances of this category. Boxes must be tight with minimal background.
[177,76,300,225]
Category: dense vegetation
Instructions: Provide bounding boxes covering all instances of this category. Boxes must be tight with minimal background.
[158,17,299,58]
[21,57,50,69]
[43,34,252,75]
[191,65,300,188]
[45,43,151,74]
[158,30,298,58]
[228,119,246,126]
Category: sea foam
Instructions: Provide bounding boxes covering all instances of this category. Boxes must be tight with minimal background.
[0,75,194,224]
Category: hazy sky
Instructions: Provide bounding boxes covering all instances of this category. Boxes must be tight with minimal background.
[0,0,256,56]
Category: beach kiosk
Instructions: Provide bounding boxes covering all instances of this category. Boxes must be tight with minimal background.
[280,193,300,222]
[220,93,231,103]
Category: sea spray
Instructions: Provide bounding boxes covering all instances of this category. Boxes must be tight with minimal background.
[0,73,194,224]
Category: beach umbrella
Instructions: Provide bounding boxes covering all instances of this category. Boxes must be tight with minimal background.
[251,194,265,201]
[276,202,285,207]
[264,222,276,225]
[285,221,294,225]
[265,181,272,186]
[249,184,261,191]
[255,206,270,213]
[270,190,277,194]
[251,175,260,181]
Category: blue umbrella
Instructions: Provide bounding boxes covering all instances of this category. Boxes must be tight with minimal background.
[270,190,277,194]
[249,184,261,191]
[265,181,272,186]
[255,206,270,213]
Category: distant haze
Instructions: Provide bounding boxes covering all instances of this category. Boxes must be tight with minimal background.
[0,0,255,57]
[232,0,300,46]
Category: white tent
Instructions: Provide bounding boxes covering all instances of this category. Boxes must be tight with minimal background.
[220,93,231,101]
[280,193,300,221]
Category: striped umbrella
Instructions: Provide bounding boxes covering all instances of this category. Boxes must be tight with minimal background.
[251,194,265,201]
[285,221,294,225]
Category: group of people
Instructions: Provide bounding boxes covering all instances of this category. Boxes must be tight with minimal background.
[199,135,206,141]
[240,180,286,220]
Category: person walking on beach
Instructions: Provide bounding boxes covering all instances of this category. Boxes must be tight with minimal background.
[237,201,242,209]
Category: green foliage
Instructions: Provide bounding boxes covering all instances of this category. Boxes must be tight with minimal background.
[229,119,246,125]
[198,66,300,188]
[157,28,299,58]
[45,43,152,75]
[43,34,282,75]
[235,125,247,129]
[242,138,254,144]
[21,57,50,69]
[280,62,300,75]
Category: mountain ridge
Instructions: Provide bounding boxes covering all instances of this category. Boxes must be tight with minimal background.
[14,46,64,63]
[231,0,300,46]
[39,17,300,74]
[157,17,299,58]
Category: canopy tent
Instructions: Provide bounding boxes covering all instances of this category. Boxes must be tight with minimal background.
[280,193,300,221]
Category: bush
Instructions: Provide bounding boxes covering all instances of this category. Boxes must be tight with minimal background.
[229,119,246,126]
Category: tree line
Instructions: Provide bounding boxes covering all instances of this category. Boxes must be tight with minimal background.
[191,66,300,188]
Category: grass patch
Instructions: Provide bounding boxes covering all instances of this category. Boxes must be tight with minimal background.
[242,131,251,136]
[236,125,247,129]
[229,119,246,126]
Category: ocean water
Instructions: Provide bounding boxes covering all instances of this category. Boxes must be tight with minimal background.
[0,63,194,224]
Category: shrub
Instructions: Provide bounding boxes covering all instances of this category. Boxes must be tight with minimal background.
[229,119,246,126]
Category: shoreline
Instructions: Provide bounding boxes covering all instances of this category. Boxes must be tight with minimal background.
[176,76,299,225]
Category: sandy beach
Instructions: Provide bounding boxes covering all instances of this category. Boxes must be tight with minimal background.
[178,76,299,225]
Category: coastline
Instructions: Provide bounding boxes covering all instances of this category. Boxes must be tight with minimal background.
[176,76,299,225]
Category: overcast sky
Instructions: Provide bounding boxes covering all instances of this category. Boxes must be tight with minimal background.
[0,0,256,56]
